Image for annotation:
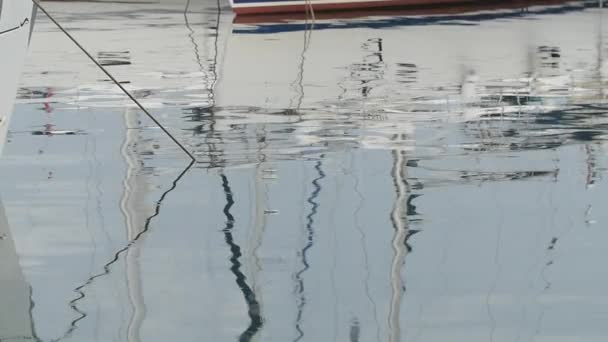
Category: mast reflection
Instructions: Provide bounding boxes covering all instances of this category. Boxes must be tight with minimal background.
[294,158,325,342]
[220,174,264,342]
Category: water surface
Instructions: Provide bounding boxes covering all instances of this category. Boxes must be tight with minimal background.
[3,0,608,341]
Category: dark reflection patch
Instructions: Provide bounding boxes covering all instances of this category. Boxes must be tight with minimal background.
[97,51,131,66]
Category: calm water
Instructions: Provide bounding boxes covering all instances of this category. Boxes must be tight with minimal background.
[2,0,608,341]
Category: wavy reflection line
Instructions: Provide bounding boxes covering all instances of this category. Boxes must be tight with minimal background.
[184,0,222,100]
[121,108,147,342]
[294,159,325,342]
[52,159,195,342]
[83,111,104,341]
[533,193,577,339]
[533,249,553,339]
[83,121,98,283]
[0,17,30,36]
[91,112,125,332]
[243,126,271,342]
[389,149,409,342]
[184,0,206,84]
[531,180,559,341]
[28,286,42,342]
[210,0,222,101]
[485,188,505,342]
[220,174,263,342]
[352,159,381,342]
[330,176,339,342]
[184,0,224,168]
[513,181,550,342]
[288,20,313,114]
[584,144,598,188]
[191,0,225,169]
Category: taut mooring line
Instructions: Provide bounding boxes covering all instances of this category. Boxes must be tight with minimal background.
[31,0,197,162]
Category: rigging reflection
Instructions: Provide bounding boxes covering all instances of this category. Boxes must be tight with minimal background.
[294,158,325,342]
[220,174,264,342]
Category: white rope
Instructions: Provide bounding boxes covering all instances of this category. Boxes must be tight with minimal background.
[304,0,316,24]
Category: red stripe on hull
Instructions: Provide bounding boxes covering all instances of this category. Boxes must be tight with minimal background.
[233,0,487,15]
[233,0,573,22]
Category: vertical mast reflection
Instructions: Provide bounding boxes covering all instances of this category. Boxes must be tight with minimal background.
[120,106,147,342]
[294,159,325,342]
[389,148,409,342]
[220,174,263,342]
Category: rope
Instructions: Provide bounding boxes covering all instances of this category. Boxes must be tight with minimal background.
[304,0,316,24]
[30,0,197,162]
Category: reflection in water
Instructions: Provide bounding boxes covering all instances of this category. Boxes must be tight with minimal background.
[183,0,204,78]
[120,107,146,342]
[288,23,313,114]
[0,199,40,342]
[244,126,271,342]
[97,51,131,67]
[485,189,505,342]
[187,4,264,337]
[388,148,408,342]
[349,318,360,342]
[352,160,382,342]
[294,159,325,342]
[359,38,384,98]
[8,0,608,341]
[584,144,600,187]
[182,0,226,168]
[184,0,222,110]
[55,158,195,341]
[220,174,263,342]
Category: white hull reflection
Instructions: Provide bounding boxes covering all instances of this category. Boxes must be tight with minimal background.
[0,1,36,341]
[0,198,38,341]
[0,0,35,154]
[214,0,607,154]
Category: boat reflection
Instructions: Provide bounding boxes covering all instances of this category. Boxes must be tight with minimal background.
[0,198,39,342]
[208,0,608,167]
[0,1,38,338]
[7,0,608,340]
